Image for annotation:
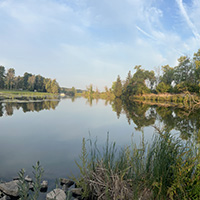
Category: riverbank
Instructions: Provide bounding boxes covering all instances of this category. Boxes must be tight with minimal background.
[130,93,200,105]
[0,90,59,102]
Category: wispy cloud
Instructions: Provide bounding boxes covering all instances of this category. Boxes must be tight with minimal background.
[136,25,157,41]
[176,0,200,40]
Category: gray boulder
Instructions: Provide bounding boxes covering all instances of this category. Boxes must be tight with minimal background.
[71,188,82,197]
[41,180,48,188]
[0,180,19,197]
[46,188,66,200]
[40,180,48,192]
[0,195,11,200]
[60,178,74,188]
[25,175,32,182]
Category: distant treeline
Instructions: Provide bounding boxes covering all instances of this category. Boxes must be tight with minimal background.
[0,66,60,94]
[60,87,84,96]
[112,49,200,99]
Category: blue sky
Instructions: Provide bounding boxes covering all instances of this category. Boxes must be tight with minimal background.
[0,0,200,90]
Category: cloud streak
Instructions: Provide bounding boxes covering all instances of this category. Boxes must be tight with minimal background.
[176,0,200,40]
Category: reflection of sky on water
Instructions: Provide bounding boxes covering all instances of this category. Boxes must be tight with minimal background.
[0,98,159,186]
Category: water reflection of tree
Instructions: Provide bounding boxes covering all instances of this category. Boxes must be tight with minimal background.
[112,98,122,118]
[124,102,156,131]
[0,100,60,117]
[0,103,4,117]
[112,100,156,131]
[5,103,14,116]
[111,99,200,142]
[156,106,200,140]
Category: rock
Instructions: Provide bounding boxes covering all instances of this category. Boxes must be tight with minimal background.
[60,178,74,188]
[61,184,67,192]
[28,182,34,190]
[12,177,19,181]
[46,189,66,200]
[40,181,48,192]
[0,195,11,200]
[25,175,32,182]
[71,188,82,197]
[0,180,19,197]
[0,196,6,200]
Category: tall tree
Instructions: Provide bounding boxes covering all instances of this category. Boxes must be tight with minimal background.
[28,75,36,91]
[35,75,45,92]
[14,76,23,90]
[44,78,52,93]
[71,87,76,96]
[113,75,122,98]
[0,65,5,89]
[23,72,32,90]
[124,65,152,96]
[51,79,59,94]
[174,56,196,92]
[193,49,200,85]
[5,68,15,90]
[123,71,132,94]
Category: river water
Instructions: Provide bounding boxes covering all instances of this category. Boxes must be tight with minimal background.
[0,97,199,190]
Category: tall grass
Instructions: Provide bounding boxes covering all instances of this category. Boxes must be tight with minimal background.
[74,130,200,200]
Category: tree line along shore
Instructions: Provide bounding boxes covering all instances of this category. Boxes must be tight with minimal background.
[1,49,200,104]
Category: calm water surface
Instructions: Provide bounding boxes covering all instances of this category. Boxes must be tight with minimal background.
[0,97,199,189]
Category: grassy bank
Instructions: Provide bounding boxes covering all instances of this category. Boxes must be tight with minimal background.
[0,90,59,101]
[130,93,200,105]
[74,131,200,200]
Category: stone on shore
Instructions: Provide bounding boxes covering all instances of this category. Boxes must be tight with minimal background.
[40,180,48,192]
[46,189,66,200]
[25,175,32,182]
[0,180,19,197]
[0,195,11,200]
[71,188,82,197]
[60,178,74,188]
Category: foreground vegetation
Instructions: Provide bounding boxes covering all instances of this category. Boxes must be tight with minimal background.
[74,131,200,200]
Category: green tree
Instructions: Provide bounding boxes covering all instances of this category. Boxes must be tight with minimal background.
[14,76,23,90]
[156,82,170,93]
[27,75,36,91]
[123,70,132,93]
[160,65,174,85]
[113,75,122,97]
[5,68,15,90]
[174,56,195,92]
[23,72,32,90]
[44,78,52,93]
[51,79,59,94]
[35,75,45,92]
[86,84,94,97]
[0,65,5,89]
[72,86,76,96]
[193,49,200,87]
[123,65,153,96]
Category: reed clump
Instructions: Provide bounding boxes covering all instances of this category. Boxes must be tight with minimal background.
[74,131,200,200]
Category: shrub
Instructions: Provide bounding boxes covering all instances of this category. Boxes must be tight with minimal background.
[74,131,200,200]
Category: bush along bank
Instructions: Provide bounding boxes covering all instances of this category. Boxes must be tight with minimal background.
[74,131,200,200]
[130,92,200,105]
